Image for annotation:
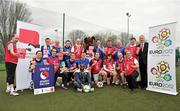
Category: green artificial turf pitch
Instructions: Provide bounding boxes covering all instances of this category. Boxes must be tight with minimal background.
[0,68,180,111]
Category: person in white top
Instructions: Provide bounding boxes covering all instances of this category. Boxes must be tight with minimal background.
[71,38,84,59]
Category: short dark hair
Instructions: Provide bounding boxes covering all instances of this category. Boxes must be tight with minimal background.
[108,54,111,57]
[36,50,42,55]
[51,48,57,53]
[45,38,50,41]
[65,40,71,43]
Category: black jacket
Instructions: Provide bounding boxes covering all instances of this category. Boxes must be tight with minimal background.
[138,42,148,65]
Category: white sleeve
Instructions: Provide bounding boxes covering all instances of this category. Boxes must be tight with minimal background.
[103,64,109,71]
[7,43,13,51]
[71,46,74,52]
[134,58,139,64]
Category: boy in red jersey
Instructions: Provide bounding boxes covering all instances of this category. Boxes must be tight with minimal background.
[90,52,107,86]
[116,52,126,86]
[124,50,139,93]
[103,54,117,85]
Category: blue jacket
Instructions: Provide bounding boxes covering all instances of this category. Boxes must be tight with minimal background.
[77,58,90,69]
[74,72,91,85]
[63,46,72,61]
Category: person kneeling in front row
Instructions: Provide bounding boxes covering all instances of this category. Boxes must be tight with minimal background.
[74,64,93,92]
[124,50,139,93]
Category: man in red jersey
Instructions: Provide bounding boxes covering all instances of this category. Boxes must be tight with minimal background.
[124,50,139,93]
[103,54,117,85]
[104,39,116,60]
[4,34,20,96]
[125,37,140,59]
[71,38,84,59]
[90,52,107,86]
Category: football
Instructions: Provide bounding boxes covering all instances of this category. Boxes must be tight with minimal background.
[83,85,91,93]
[97,81,103,88]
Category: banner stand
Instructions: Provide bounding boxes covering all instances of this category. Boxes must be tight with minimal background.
[147,22,178,95]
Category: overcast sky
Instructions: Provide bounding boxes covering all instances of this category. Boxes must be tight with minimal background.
[19,0,180,44]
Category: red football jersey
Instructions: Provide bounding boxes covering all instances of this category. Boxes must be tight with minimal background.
[124,57,138,76]
[73,44,84,59]
[104,59,114,69]
[91,58,103,74]
[4,41,18,63]
[48,56,60,73]
[116,59,125,73]
[125,45,138,59]
[104,46,116,58]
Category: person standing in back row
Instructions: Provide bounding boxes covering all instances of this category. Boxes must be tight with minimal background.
[138,35,148,89]
[41,38,52,59]
[71,38,84,60]
[4,34,20,96]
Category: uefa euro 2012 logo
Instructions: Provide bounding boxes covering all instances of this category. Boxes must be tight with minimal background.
[151,61,172,81]
[152,28,172,49]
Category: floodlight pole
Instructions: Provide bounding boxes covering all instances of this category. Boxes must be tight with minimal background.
[62,13,65,48]
[126,12,131,38]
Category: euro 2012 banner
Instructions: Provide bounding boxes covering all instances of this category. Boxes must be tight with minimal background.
[33,65,55,95]
[147,22,178,95]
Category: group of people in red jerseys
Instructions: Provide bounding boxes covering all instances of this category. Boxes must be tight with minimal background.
[4,34,148,96]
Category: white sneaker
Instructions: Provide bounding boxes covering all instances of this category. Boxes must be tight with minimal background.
[56,82,60,86]
[6,88,11,93]
[90,88,95,92]
[115,80,119,85]
[10,91,19,96]
[77,88,82,92]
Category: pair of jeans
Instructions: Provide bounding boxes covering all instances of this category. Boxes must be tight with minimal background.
[74,72,91,88]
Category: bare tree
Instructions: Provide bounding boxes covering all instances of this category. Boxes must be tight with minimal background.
[0,0,32,44]
[92,32,118,46]
[93,32,108,46]
[121,32,133,46]
[67,30,87,45]
[0,0,31,56]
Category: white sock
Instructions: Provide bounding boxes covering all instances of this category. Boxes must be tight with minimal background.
[6,85,10,90]
[10,86,15,93]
